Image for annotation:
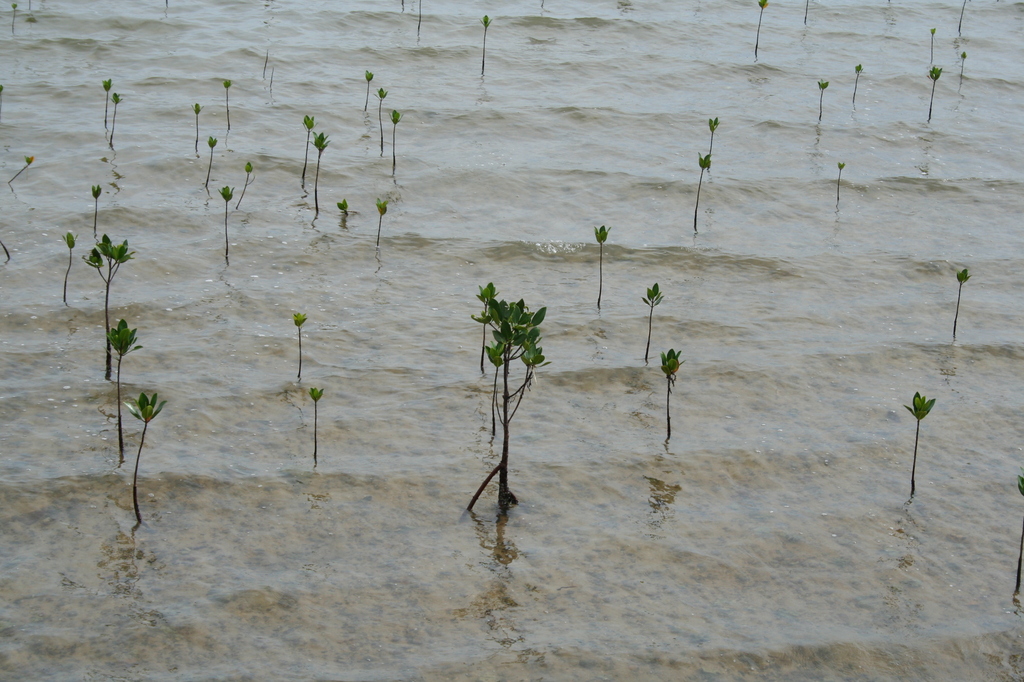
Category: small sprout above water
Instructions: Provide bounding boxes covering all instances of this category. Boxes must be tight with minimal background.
[375,198,388,248]
[836,162,845,209]
[125,392,167,525]
[192,103,203,155]
[223,79,232,130]
[62,232,76,306]
[91,184,102,238]
[204,136,217,190]
[904,391,935,500]
[707,117,719,154]
[219,186,234,264]
[852,64,863,106]
[594,225,610,310]
[108,319,142,465]
[102,79,112,129]
[660,349,683,441]
[309,387,323,467]
[108,93,122,149]
[481,15,492,76]
[377,88,388,157]
[693,152,711,233]
[312,132,329,217]
[927,66,942,123]
[7,154,33,186]
[301,115,315,187]
[364,70,374,112]
[754,0,768,62]
[294,312,307,380]
[642,283,663,366]
[959,52,967,91]
[817,79,829,122]
[929,27,936,64]
[390,110,402,176]
[953,267,970,338]
[337,198,349,215]
[235,161,254,210]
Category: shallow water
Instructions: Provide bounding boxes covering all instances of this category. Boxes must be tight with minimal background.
[2,0,1024,679]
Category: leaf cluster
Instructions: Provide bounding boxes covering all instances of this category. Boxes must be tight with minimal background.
[312,132,329,152]
[84,234,134,276]
[957,268,970,284]
[660,349,683,379]
[643,283,663,307]
[594,225,610,244]
[698,153,712,170]
[904,392,935,421]
[107,319,142,357]
[127,392,166,423]
[309,387,324,402]
[303,115,315,131]
[929,66,942,81]
[483,297,548,369]
[293,312,307,328]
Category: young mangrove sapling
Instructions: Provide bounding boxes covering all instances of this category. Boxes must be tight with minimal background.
[707,117,719,154]
[192,103,202,155]
[660,349,683,441]
[754,0,768,61]
[375,198,388,248]
[204,136,217,190]
[929,28,936,64]
[817,79,828,122]
[62,232,76,306]
[108,319,142,465]
[309,387,323,466]
[108,93,122,149]
[958,0,968,37]
[7,155,33,186]
[91,185,101,239]
[959,52,967,91]
[466,297,548,511]
[219,186,233,264]
[376,88,388,157]
[223,79,232,130]
[125,392,166,525]
[481,15,491,76]
[312,132,329,217]
[642,283,663,366]
[102,79,112,129]
[235,162,253,209]
[694,153,711,233]
[84,235,134,380]
[836,162,845,209]
[301,115,315,187]
[904,391,935,500]
[953,267,970,338]
[853,64,862,106]
[927,66,942,123]
[595,225,610,309]
[294,312,307,380]
[9,3,15,34]
[1015,469,1024,599]
[390,110,402,176]
[364,71,373,112]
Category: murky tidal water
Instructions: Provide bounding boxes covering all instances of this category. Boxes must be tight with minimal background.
[2,0,1024,679]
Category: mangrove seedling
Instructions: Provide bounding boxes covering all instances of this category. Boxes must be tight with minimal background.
[7,155,33,186]
[309,387,323,466]
[417,0,423,39]
[337,199,348,216]
[836,162,845,209]
[364,70,373,112]
[473,282,498,374]
[804,0,810,26]
[91,185,101,239]
[235,161,253,209]
[642,283,663,366]
[754,0,768,61]
[223,79,232,130]
[219,186,234,264]
[958,0,967,37]
[927,66,942,123]
[108,93,122,149]
[466,297,548,511]
[959,52,967,91]
[312,132,329,217]
[108,319,142,465]
[708,117,719,154]
[1015,469,1024,599]
[62,232,76,306]
[929,28,936,64]
[84,235,134,380]
[301,115,315,187]
[660,349,683,441]
[375,198,388,247]
[953,267,970,338]
[904,391,935,499]
[102,78,112,129]
[390,110,402,176]
[595,225,610,309]
[853,64,862,106]
[192,103,202,155]
[293,313,307,380]
[693,153,711,233]
[125,392,166,525]
[481,15,491,76]
[817,79,828,122]
[9,3,15,34]
[204,136,217,190]
[376,88,388,157]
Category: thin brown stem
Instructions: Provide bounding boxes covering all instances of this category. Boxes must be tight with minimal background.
[132,422,149,525]
[116,355,125,465]
[1015,513,1024,597]
[910,419,921,499]
[644,304,654,365]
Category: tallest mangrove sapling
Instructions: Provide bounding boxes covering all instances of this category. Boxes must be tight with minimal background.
[467,295,549,512]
